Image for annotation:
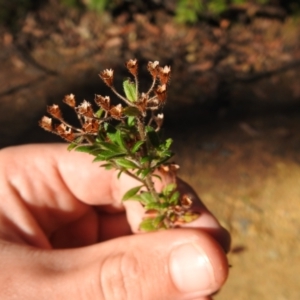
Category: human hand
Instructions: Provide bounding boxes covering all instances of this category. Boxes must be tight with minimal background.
[0,144,230,300]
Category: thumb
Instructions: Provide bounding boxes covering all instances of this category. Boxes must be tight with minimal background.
[19,229,228,300]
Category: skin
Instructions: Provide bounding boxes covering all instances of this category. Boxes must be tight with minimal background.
[0,144,230,300]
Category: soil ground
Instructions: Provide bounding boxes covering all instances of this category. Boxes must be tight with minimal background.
[1,2,300,299]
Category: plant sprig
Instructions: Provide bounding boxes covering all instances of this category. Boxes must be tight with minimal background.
[39,59,200,231]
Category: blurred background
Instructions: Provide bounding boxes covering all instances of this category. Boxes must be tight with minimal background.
[1,0,300,299]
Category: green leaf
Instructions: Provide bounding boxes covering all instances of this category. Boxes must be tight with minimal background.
[94,108,104,118]
[67,142,78,151]
[122,185,143,201]
[98,141,124,153]
[127,116,135,126]
[139,218,157,232]
[115,130,127,151]
[140,192,156,205]
[123,79,137,102]
[100,163,114,170]
[140,168,151,179]
[146,126,160,147]
[75,145,98,154]
[162,183,177,197]
[131,141,144,153]
[140,156,151,164]
[169,191,180,205]
[123,106,140,117]
[117,170,124,179]
[114,158,137,169]
[93,150,125,161]
[152,174,162,181]
[145,202,169,210]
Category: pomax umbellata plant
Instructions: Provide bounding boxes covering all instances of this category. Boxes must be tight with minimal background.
[39,59,200,231]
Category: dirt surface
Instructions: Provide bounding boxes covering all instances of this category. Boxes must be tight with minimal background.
[1,2,300,299]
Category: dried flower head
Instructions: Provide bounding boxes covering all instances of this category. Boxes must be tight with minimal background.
[155,84,167,104]
[82,119,100,133]
[75,100,94,118]
[109,104,123,120]
[158,66,171,85]
[99,69,114,87]
[95,95,111,111]
[63,93,76,107]
[55,123,74,142]
[39,116,52,132]
[47,104,62,119]
[125,59,138,76]
[147,61,160,77]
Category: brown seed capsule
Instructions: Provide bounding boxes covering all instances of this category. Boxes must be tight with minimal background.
[155,84,167,104]
[147,61,160,77]
[94,95,111,111]
[63,93,76,107]
[82,119,100,133]
[39,116,53,132]
[110,104,123,120]
[47,104,62,119]
[55,123,74,142]
[99,69,114,87]
[136,93,148,113]
[158,66,171,85]
[75,100,94,118]
[180,194,193,209]
[125,59,138,76]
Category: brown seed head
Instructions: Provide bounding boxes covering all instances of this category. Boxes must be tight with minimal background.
[47,104,62,119]
[39,116,53,132]
[158,65,171,85]
[180,194,193,209]
[75,100,94,118]
[125,59,138,76]
[99,69,114,87]
[147,61,160,77]
[55,123,74,142]
[136,93,148,113]
[94,95,111,111]
[82,119,100,133]
[63,93,76,107]
[155,84,167,104]
[110,104,123,120]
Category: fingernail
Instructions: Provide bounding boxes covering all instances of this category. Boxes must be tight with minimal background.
[169,243,215,295]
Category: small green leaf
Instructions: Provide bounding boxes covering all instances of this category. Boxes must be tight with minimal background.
[146,126,160,147]
[117,170,124,179]
[122,185,143,201]
[127,116,135,126]
[114,158,137,169]
[100,163,114,170]
[94,108,104,118]
[99,141,124,153]
[152,174,162,181]
[140,168,151,179]
[115,130,127,151]
[93,150,125,161]
[162,183,177,197]
[140,192,156,205]
[75,145,98,154]
[123,79,137,102]
[67,142,78,151]
[139,218,157,232]
[169,191,180,204]
[140,156,151,164]
[131,141,144,153]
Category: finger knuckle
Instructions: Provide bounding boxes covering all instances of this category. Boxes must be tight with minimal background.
[100,251,144,300]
